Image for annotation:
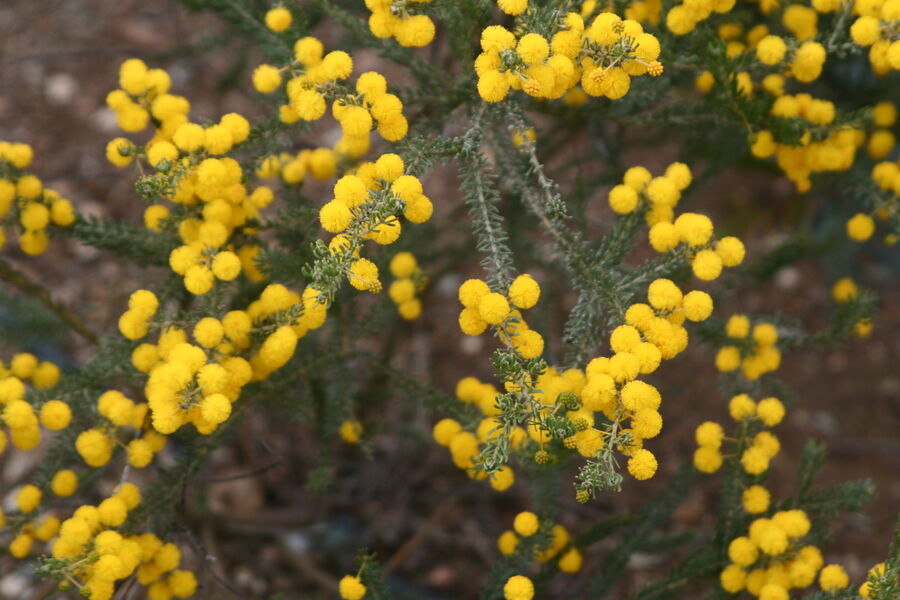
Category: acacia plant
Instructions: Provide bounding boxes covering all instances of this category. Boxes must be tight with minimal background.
[0,0,898,599]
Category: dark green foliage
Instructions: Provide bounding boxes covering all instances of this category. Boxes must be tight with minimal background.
[68,215,178,267]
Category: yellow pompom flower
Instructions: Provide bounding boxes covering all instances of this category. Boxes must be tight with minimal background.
[265,7,292,32]
[76,429,114,467]
[39,400,72,430]
[682,291,713,321]
[558,547,583,573]
[16,484,42,512]
[694,446,723,473]
[321,51,354,80]
[791,41,826,82]
[756,36,787,65]
[433,418,462,446]
[339,420,363,443]
[338,105,373,138]
[513,511,539,536]
[395,15,436,47]
[389,252,417,279]
[729,536,759,566]
[692,249,724,281]
[649,222,680,252]
[512,329,544,359]
[168,570,198,597]
[106,138,134,167]
[729,393,756,420]
[478,71,510,102]
[498,0,528,16]
[193,317,225,348]
[201,393,232,426]
[609,184,639,214]
[349,258,381,293]
[716,237,746,267]
[610,325,642,353]
[184,264,215,295]
[831,277,858,303]
[720,564,747,593]
[850,16,881,47]
[459,308,489,336]
[647,278,682,311]
[498,530,519,555]
[674,213,713,247]
[742,485,770,513]
[503,575,534,600]
[320,200,353,233]
[212,251,242,281]
[741,446,770,475]
[147,141,178,168]
[846,213,875,241]
[819,564,849,591]
[627,448,658,480]
[339,575,367,600]
[517,33,550,65]
[752,322,778,346]
[756,397,785,426]
[508,274,540,309]
[98,496,128,527]
[51,470,78,497]
[252,64,282,93]
[695,421,724,448]
[479,292,510,325]
[10,355,39,380]
[127,438,154,467]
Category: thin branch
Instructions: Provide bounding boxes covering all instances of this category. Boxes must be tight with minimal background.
[0,258,98,345]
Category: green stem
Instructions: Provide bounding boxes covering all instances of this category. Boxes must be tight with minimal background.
[0,258,98,345]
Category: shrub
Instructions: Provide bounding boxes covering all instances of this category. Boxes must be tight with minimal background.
[0,0,898,599]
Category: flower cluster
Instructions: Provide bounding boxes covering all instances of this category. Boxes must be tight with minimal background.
[253,38,408,150]
[457,273,543,358]
[476,8,662,104]
[4,478,196,600]
[849,3,900,75]
[160,155,267,295]
[257,146,342,185]
[55,488,195,600]
[693,392,784,475]
[832,278,874,337]
[652,216,744,282]
[715,315,781,380]
[848,134,900,244]
[2,2,896,598]
[497,513,582,574]
[608,162,690,220]
[104,58,175,134]
[572,277,716,488]
[387,251,426,320]
[0,141,76,255]
[666,0,736,36]
[75,389,168,468]
[105,60,269,294]
[749,94,862,193]
[117,281,328,441]
[1,354,65,454]
[318,153,433,294]
[719,508,852,599]
[432,377,519,492]
[366,0,436,47]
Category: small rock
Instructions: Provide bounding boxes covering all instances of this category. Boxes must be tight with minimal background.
[45,72,77,105]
